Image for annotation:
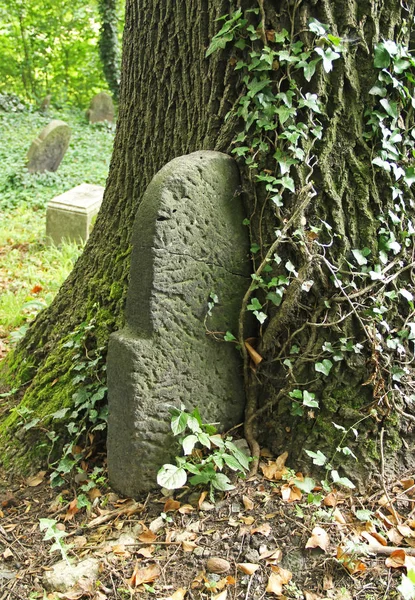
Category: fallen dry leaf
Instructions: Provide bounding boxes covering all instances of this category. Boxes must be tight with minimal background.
[281,483,302,503]
[88,487,102,501]
[385,549,406,568]
[3,548,13,560]
[64,498,79,522]
[182,541,197,552]
[212,591,227,600]
[240,516,255,525]
[164,497,181,512]
[137,546,154,558]
[198,491,208,509]
[304,592,324,600]
[251,523,271,537]
[305,526,330,552]
[242,495,254,511]
[165,588,187,600]
[397,524,415,538]
[237,563,259,575]
[178,504,194,515]
[323,492,337,507]
[266,566,292,596]
[260,548,283,564]
[387,528,403,545]
[128,562,160,587]
[138,526,157,543]
[26,471,46,487]
[337,546,366,574]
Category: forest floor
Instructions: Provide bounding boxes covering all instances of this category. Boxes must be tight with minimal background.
[0,454,414,600]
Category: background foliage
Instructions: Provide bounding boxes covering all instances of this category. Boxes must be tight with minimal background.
[0,0,123,107]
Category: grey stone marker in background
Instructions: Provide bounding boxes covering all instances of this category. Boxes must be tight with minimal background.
[46,183,104,246]
[86,92,114,123]
[107,151,251,497]
[26,120,71,173]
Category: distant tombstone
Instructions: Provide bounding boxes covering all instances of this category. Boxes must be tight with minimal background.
[39,94,51,113]
[26,120,71,174]
[46,183,104,246]
[86,92,114,124]
[107,151,251,497]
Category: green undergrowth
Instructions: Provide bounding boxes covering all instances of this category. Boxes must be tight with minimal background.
[0,108,115,341]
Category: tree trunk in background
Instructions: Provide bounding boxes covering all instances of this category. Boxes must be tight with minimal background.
[1,0,414,488]
[98,0,121,100]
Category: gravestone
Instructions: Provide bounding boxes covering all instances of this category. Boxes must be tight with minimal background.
[107,151,251,496]
[39,94,52,113]
[26,120,71,174]
[86,92,114,123]
[46,183,104,246]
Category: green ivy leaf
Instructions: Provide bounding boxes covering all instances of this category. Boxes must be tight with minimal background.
[303,390,319,407]
[374,43,391,68]
[315,359,333,376]
[304,449,327,466]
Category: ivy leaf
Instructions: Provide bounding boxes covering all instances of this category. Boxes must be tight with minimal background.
[289,389,303,400]
[368,85,387,97]
[299,92,322,113]
[224,331,236,342]
[374,43,391,68]
[247,297,262,311]
[253,310,267,324]
[293,477,316,493]
[308,18,329,36]
[404,167,415,187]
[315,359,333,376]
[314,47,340,73]
[281,175,295,192]
[331,469,355,489]
[380,98,398,119]
[305,449,327,466]
[351,248,368,266]
[303,390,319,408]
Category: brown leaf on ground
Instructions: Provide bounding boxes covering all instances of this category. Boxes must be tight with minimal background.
[198,491,208,509]
[128,562,160,587]
[165,588,187,600]
[26,471,46,487]
[237,563,259,575]
[387,528,403,545]
[182,540,197,552]
[88,488,102,501]
[337,546,366,574]
[305,526,330,552]
[251,522,272,536]
[385,549,406,568]
[137,546,154,558]
[164,497,181,512]
[304,592,325,600]
[281,483,302,503]
[178,504,194,515]
[266,566,292,596]
[240,515,255,525]
[242,495,254,511]
[212,591,227,600]
[323,492,337,507]
[64,498,79,521]
[397,524,415,538]
[138,526,157,543]
[260,548,283,564]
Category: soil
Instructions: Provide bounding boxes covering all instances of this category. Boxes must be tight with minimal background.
[0,455,412,600]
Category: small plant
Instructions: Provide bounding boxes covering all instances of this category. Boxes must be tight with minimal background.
[157,406,250,501]
[39,518,72,564]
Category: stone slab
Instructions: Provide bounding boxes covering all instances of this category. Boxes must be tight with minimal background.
[86,91,114,123]
[107,151,251,496]
[46,183,104,245]
[26,119,71,173]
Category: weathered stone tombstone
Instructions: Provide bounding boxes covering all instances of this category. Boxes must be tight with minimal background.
[39,94,52,113]
[26,120,71,174]
[86,92,114,124]
[46,183,104,246]
[107,151,251,497]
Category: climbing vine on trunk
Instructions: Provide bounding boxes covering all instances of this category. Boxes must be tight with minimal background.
[97,0,120,100]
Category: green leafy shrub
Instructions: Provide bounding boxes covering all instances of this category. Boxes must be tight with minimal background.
[157,406,251,501]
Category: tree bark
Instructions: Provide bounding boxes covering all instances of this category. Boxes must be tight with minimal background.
[98,0,121,100]
[1,0,414,488]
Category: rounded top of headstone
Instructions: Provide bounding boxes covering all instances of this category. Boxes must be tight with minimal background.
[87,92,115,123]
[26,120,71,174]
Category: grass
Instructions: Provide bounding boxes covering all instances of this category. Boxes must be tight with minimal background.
[0,106,115,346]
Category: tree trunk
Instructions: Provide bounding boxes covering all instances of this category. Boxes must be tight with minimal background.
[1,0,414,489]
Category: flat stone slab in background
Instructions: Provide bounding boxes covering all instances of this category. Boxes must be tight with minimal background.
[86,91,114,123]
[26,119,71,173]
[107,150,251,497]
[46,183,104,246]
